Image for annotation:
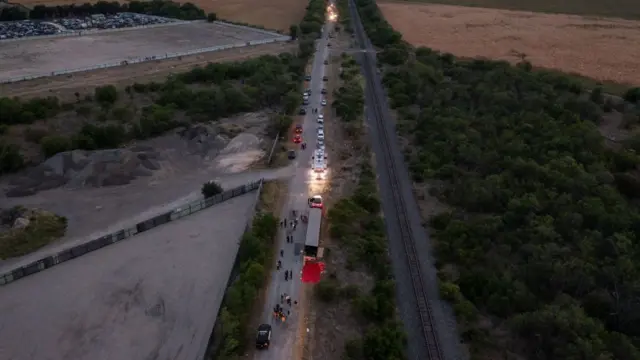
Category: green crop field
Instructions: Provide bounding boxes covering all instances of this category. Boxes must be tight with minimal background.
[396,0,640,20]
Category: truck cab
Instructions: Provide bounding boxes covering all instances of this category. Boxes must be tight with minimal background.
[308,195,323,208]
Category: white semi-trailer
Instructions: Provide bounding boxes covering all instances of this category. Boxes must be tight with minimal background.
[304,207,322,259]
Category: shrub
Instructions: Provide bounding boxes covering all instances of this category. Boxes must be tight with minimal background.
[315,279,340,302]
[23,127,48,143]
[94,85,118,105]
[0,142,24,175]
[40,135,71,158]
[201,181,223,198]
[207,12,217,22]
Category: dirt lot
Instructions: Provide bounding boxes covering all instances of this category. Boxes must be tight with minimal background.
[391,0,640,20]
[12,0,308,31]
[0,41,294,100]
[0,192,257,360]
[0,21,282,82]
[379,2,640,86]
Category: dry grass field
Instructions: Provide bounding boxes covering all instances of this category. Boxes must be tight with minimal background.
[379,2,640,86]
[392,0,640,20]
[12,0,307,31]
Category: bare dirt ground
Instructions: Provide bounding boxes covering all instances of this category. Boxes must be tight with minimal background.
[302,31,372,360]
[0,21,282,82]
[190,0,307,32]
[12,0,308,32]
[0,41,295,100]
[0,112,275,267]
[378,2,640,85]
[0,192,257,360]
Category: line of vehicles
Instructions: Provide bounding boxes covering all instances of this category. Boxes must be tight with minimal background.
[256,4,336,350]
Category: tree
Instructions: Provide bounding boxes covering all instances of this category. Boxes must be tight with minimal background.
[201,181,223,198]
[94,85,118,105]
[289,24,299,39]
[207,12,217,22]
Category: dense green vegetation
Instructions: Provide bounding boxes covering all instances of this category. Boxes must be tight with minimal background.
[325,162,407,360]
[394,0,640,21]
[214,213,278,359]
[314,54,406,360]
[0,52,308,175]
[354,0,640,358]
[0,0,206,21]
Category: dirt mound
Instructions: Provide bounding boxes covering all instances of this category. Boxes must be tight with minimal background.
[1,124,249,197]
[0,206,67,260]
[214,133,265,173]
[5,147,163,197]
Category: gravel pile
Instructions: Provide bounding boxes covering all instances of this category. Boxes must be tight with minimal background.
[3,125,233,198]
[5,147,162,197]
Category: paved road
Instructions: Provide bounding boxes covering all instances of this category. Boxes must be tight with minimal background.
[254,21,333,360]
[0,193,256,360]
[348,1,465,360]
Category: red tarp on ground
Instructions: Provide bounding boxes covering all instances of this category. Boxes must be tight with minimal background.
[301,261,325,283]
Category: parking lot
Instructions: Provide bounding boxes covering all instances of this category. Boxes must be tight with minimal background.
[0,13,178,40]
[0,21,284,82]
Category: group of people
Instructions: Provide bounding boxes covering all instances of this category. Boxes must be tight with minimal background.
[273,294,298,322]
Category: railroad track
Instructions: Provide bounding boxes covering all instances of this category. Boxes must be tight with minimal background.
[347,1,445,359]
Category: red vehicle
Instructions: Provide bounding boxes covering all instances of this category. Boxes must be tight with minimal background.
[295,124,303,134]
[293,134,302,144]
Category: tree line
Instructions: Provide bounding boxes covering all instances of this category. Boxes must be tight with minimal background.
[0,52,309,175]
[0,0,206,22]
[212,212,278,359]
[354,0,640,358]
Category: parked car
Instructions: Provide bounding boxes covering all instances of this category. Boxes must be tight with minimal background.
[299,108,307,115]
[321,88,327,94]
[288,150,296,160]
[305,75,312,81]
[321,99,327,106]
[324,60,328,65]
[322,76,328,81]
[256,324,272,349]
[317,114,324,123]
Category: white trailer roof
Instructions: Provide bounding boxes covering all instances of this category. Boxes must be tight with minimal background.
[305,208,322,247]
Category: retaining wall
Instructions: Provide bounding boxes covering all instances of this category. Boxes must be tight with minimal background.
[0,179,264,287]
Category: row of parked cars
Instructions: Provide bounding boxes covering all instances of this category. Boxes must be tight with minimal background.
[54,12,175,30]
[0,12,175,40]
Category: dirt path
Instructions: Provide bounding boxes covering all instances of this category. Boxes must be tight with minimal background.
[0,42,295,100]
